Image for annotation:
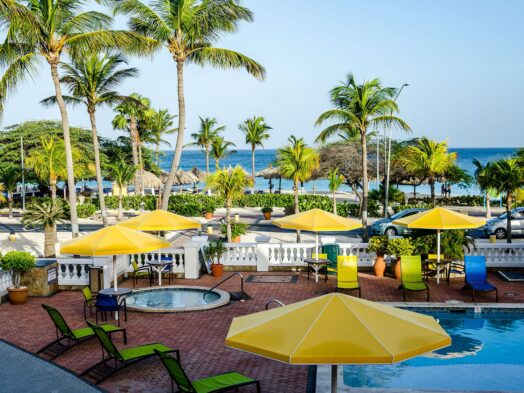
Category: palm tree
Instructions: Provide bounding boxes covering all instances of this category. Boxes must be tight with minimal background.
[277,136,319,241]
[206,166,252,242]
[22,199,67,257]
[0,165,19,219]
[328,168,345,215]
[189,117,224,175]
[111,0,266,210]
[315,74,410,241]
[41,53,139,226]
[239,116,271,184]
[0,0,153,235]
[210,136,236,169]
[472,158,494,218]
[107,160,137,219]
[488,158,524,243]
[146,108,177,166]
[398,138,457,207]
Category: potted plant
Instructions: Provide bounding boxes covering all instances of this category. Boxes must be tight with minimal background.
[387,238,415,279]
[1,251,36,304]
[203,200,216,220]
[261,206,273,220]
[221,222,248,243]
[205,240,227,277]
[368,236,388,277]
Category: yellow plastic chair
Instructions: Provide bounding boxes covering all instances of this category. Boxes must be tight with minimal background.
[336,255,361,297]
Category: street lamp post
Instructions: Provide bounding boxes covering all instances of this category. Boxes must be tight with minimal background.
[384,83,409,217]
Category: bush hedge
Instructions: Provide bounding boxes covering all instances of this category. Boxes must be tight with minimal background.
[77,203,97,218]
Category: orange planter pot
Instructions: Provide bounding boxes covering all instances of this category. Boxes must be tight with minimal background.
[232,236,241,243]
[373,254,386,277]
[394,257,402,279]
[211,263,223,278]
[8,287,29,305]
[263,212,272,220]
[205,212,214,220]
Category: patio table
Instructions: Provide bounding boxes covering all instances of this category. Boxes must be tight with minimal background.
[147,260,173,286]
[423,259,452,284]
[304,258,330,283]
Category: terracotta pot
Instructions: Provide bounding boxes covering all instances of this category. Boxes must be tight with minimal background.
[232,236,241,243]
[394,257,402,279]
[211,263,223,278]
[263,212,272,220]
[8,286,29,305]
[373,254,386,277]
[205,212,214,220]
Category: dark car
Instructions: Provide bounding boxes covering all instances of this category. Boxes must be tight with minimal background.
[371,208,427,237]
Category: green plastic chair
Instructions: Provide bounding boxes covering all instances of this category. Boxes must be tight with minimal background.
[81,321,177,384]
[154,349,261,393]
[82,287,96,319]
[37,304,126,359]
[399,255,429,301]
[336,255,361,297]
[131,260,152,287]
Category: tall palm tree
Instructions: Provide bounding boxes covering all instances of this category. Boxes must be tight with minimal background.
[210,136,236,169]
[206,166,252,242]
[472,158,494,218]
[111,0,266,210]
[0,0,153,235]
[239,116,271,184]
[489,158,524,243]
[277,136,319,242]
[0,165,20,219]
[315,74,410,241]
[398,138,457,207]
[107,160,137,219]
[146,108,177,166]
[328,167,345,215]
[41,53,138,226]
[189,117,224,175]
[22,199,67,257]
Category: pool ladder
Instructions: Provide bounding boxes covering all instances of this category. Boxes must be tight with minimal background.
[203,272,250,301]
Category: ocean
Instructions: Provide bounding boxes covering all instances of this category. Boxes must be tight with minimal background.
[160,147,519,196]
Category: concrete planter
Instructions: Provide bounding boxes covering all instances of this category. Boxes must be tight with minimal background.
[7,287,28,305]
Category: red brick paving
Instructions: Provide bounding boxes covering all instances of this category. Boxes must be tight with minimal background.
[0,271,522,392]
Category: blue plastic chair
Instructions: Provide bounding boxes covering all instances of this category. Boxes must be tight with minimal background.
[461,256,498,302]
[96,294,127,325]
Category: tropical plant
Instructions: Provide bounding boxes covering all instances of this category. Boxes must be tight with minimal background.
[221,222,247,240]
[0,165,20,219]
[189,117,224,175]
[0,251,36,288]
[277,136,319,241]
[0,0,153,235]
[472,158,494,218]
[22,199,67,257]
[327,167,344,215]
[204,239,227,265]
[239,116,271,183]
[41,53,139,226]
[387,237,414,257]
[110,0,266,209]
[107,160,138,219]
[489,158,524,243]
[206,166,253,242]
[146,108,177,166]
[368,235,389,256]
[398,138,457,207]
[210,136,236,169]
[315,74,410,241]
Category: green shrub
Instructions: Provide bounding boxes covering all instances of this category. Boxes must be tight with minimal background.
[1,251,36,288]
[170,202,203,217]
[220,222,248,239]
[76,203,97,218]
[368,236,389,255]
[407,195,484,207]
[337,202,360,217]
[392,203,432,214]
[387,237,414,257]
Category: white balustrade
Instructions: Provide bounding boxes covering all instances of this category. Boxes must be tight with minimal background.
[0,270,13,297]
[130,247,185,275]
[338,243,375,267]
[466,243,524,267]
[57,258,93,286]
[221,243,257,266]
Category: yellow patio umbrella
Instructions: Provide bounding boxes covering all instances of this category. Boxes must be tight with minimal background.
[60,225,170,291]
[226,293,450,393]
[118,209,201,231]
[393,207,486,283]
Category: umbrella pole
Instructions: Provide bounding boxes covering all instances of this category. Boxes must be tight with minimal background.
[113,255,118,291]
[437,229,441,284]
[331,365,338,393]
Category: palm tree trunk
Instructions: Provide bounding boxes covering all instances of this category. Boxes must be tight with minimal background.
[50,179,57,200]
[118,193,123,220]
[506,193,512,244]
[226,202,232,242]
[251,147,256,185]
[361,131,369,242]
[485,192,491,218]
[44,224,56,257]
[129,116,142,194]
[138,141,144,196]
[205,145,210,175]
[161,60,186,210]
[88,109,108,226]
[215,158,219,169]
[49,60,79,236]
[333,190,337,215]
[430,179,436,207]
[7,192,13,219]
[294,179,301,242]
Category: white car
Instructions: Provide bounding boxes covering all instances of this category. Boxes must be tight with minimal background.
[484,207,524,239]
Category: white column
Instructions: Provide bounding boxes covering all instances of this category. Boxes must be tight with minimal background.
[183,241,202,279]
[256,243,270,272]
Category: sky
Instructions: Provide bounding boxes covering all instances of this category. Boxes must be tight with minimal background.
[2,0,524,150]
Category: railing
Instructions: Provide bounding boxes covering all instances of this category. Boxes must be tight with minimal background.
[466,243,524,267]
[265,299,285,310]
[57,258,94,286]
[221,243,257,266]
[203,272,246,300]
[130,247,185,276]
[0,270,12,297]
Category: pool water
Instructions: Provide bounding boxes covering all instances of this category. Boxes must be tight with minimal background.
[343,312,524,391]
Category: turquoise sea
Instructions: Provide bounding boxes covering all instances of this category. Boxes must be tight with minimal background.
[161,147,519,196]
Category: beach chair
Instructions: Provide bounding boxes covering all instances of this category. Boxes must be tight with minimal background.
[155,349,261,393]
[461,256,498,302]
[82,287,97,319]
[37,304,126,360]
[336,255,361,297]
[95,294,127,326]
[399,255,429,301]
[131,260,152,287]
[81,321,177,384]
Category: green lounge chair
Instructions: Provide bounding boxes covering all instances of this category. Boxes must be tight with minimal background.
[37,304,126,360]
[82,286,97,319]
[131,260,152,287]
[399,255,429,301]
[335,255,361,297]
[81,321,177,384]
[155,349,261,393]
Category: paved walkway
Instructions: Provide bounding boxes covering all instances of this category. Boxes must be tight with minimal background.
[0,339,102,393]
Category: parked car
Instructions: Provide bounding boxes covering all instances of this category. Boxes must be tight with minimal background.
[371,208,427,237]
[484,207,524,239]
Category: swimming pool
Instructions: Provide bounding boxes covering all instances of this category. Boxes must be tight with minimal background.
[343,311,524,391]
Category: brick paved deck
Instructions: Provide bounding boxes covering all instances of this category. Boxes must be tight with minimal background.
[0,271,522,393]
